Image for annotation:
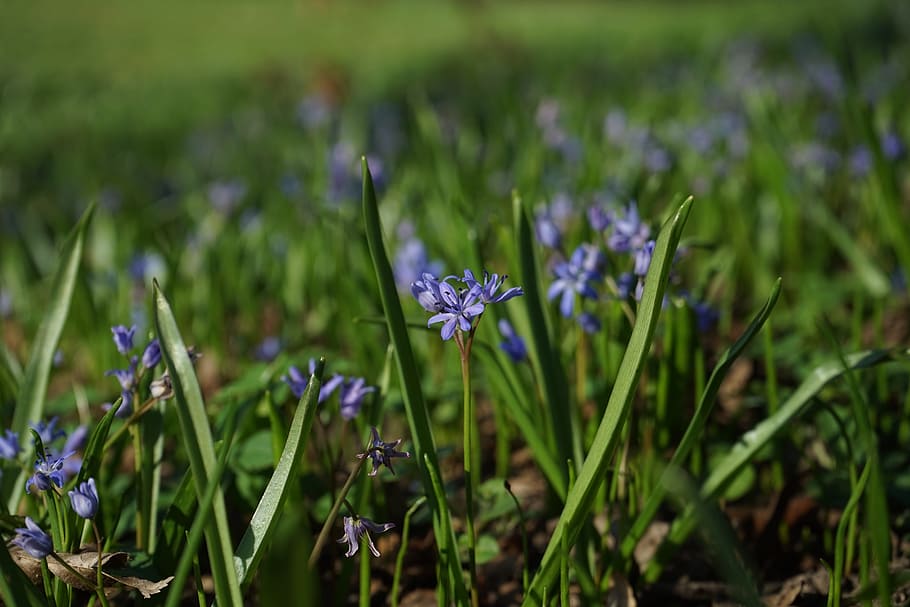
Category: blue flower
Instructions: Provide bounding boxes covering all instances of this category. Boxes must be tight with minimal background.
[254,336,281,362]
[12,517,53,559]
[337,515,395,558]
[577,312,602,334]
[616,272,636,299]
[394,235,443,291]
[689,299,720,333]
[0,429,20,460]
[461,270,524,304]
[497,319,527,363]
[142,339,161,369]
[587,204,613,232]
[357,427,411,477]
[426,281,485,340]
[111,325,136,355]
[30,417,66,447]
[339,378,375,420]
[535,207,563,249]
[281,359,343,403]
[26,451,73,494]
[68,478,99,519]
[608,203,651,253]
[106,356,138,415]
[547,246,601,318]
[633,240,656,277]
[410,273,447,313]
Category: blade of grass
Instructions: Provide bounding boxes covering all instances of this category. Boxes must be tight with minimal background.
[644,347,898,582]
[522,195,694,606]
[233,358,325,589]
[513,191,575,488]
[154,280,243,606]
[361,158,467,604]
[614,277,781,571]
[5,202,94,512]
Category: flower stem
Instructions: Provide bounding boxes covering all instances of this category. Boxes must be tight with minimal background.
[308,449,368,568]
[92,522,111,607]
[457,330,479,607]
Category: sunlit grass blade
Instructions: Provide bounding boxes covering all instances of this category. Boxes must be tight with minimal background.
[513,191,575,487]
[614,277,781,570]
[661,467,763,607]
[522,195,694,606]
[154,280,243,606]
[361,158,467,603]
[644,348,899,582]
[233,358,324,588]
[4,202,94,513]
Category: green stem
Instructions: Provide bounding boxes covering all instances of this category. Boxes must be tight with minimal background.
[130,424,146,550]
[92,521,110,607]
[308,450,368,568]
[456,330,479,607]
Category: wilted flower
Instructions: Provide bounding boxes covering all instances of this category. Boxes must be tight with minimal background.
[337,515,395,558]
[547,245,601,318]
[357,427,411,477]
[498,319,527,363]
[111,325,136,355]
[12,517,53,559]
[150,372,173,400]
[69,478,99,519]
[0,429,20,460]
[339,378,375,420]
[26,451,73,494]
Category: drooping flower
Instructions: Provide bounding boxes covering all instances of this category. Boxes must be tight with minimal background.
[356,427,411,477]
[26,451,73,494]
[339,378,375,420]
[111,325,136,355]
[547,245,601,318]
[0,429,20,460]
[337,515,395,558]
[68,478,99,519]
[12,517,53,559]
[141,339,161,369]
[106,356,139,414]
[150,372,173,400]
[497,319,527,363]
[426,281,485,341]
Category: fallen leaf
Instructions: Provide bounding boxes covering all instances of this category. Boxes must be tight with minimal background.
[103,574,174,599]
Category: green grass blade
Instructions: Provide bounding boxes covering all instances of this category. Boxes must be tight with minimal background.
[522,195,694,606]
[154,463,198,573]
[233,358,325,589]
[644,348,898,582]
[4,203,94,513]
[513,191,575,485]
[616,277,782,568]
[154,280,243,606]
[361,158,467,604]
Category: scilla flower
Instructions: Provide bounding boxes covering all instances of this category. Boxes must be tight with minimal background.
[26,451,73,494]
[356,427,411,476]
[68,477,99,519]
[337,515,395,558]
[12,517,53,559]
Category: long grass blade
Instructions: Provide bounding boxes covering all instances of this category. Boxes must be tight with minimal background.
[361,158,467,603]
[4,203,95,512]
[154,280,243,606]
[522,195,694,606]
[233,358,325,588]
[644,347,898,582]
[615,277,781,568]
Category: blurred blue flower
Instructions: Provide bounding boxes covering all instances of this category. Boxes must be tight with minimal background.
[587,204,613,232]
[426,281,485,340]
[30,417,66,447]
[547,245,601,318]
[282,359,343,403]
[498,319,527,363]
[12,517,53,559]
[848,146,872,177]
[461,270,524,304]
[357,427,411,477]
[207,179,246,214]
[0,429,20,460]
[882,131,905,160]
[616,272,636,299]
[535,207,562,249]
[106,357,138,414]
[142,339,161,369]
[0,288,11,318]
[254,336,281,362]
[111,325,136,355]
[26,451,73,494]
[68,478,99,519]
[296,94,332,129]
[690,300,720,333]
[633,240,656,277]
[337,515,395,558]
[608,203,651,253]
[393,235,443,291]
[577,312,602,334]
[339,378,375,420]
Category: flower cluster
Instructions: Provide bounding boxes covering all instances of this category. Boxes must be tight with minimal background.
[411,269,524,341]
[17,417,87,490]
[104,324,163,417]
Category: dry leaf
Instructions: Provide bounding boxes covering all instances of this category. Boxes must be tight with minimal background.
[103,574,174,599]
[606,572,637,607]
